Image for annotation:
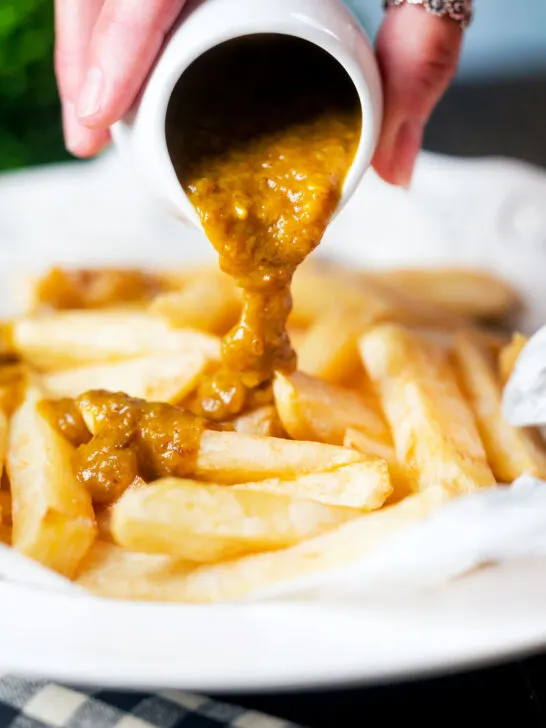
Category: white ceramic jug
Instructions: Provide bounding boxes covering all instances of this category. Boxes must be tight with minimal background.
[111,0,383,227]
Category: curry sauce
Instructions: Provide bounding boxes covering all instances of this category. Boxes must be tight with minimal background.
[40,391,206,504]
[167,35,361,419]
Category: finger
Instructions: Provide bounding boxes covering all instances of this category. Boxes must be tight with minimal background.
[76,0,186,128]
[372,5,463,188]
[55,0,111,156]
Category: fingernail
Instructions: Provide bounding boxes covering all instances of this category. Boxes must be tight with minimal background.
[392,120,423,189]
[62,101,84,154]
[76,67,104,120]
[62,101,96,156]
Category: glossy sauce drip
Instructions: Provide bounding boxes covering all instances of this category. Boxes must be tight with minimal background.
[167,35,361,420]
[41,391,206,503]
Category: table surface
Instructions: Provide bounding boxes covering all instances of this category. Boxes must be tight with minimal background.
[214,652,546,726]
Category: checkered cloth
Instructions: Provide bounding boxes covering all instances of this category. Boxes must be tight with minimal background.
[0,677,303,728]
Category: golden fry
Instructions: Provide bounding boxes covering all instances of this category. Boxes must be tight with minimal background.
[273,371,389,445]
[149,271,241,335]
[290,262,392,327]
[296,307,378,384]
[78,488,447,603]
[343,428,414,503]
[454,333,546,482]
[371,267,519,321]
[112,478,356,562]
[28,267,172,311]
[359,324,496,495]
[7,384,96,577]
[194,431,364,483]
[233,405,285,437]
[11,311,220,370]
[43,352,209,403]
[293,265,471,384]
[233,461,391,509]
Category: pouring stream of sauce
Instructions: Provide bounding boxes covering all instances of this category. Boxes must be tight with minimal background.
[167,34,361,420]
[40,36,361,495]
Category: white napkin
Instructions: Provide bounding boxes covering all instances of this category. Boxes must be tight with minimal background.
[504,327,546,427]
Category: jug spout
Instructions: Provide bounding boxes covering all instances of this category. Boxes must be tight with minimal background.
[111,0,383,227]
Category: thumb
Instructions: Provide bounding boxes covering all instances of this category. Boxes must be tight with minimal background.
[372,4,463,188]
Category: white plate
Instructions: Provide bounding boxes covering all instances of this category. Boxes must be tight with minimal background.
[1,151,546,691]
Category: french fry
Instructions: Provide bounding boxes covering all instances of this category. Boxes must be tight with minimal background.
[7,384,96,577]
[273,371,389,445]
[404,326,509,358]
[11,311,221,370]
[292,262,478,383]
[371,268,519,321]
[297,307,378,384]
[78,488,447,602]
[42,352,210,403]
[29,267,172,312]
[95,477,147,543]
[76,541,194,599]
[359,324,496,495]
[233,461,391,510]
[112,478,356,562]
[233,405,285,437]
[499,333,528,387]
[149,271,241,335]
[343,428,414,503]
[293,261,475,324]
[290,262,392,327]
[343,427,397,465]
[194,431,365,483]
[359,275,476,331]
[454,333,546,482]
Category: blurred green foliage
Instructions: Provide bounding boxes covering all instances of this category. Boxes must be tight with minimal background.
[0,0,69,171]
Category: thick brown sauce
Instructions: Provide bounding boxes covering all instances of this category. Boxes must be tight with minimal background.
[167,35,361,419]
[40,391,205,504]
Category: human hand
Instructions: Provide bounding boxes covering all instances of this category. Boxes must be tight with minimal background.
[55,0,463,189]
[55,0,187,157]
[372,2,464,187]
